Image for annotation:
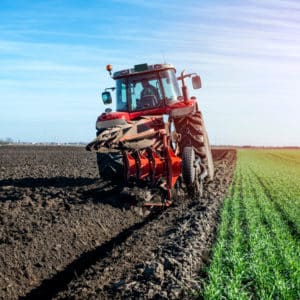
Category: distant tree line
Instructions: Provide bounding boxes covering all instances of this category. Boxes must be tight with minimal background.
[0,138,14,145]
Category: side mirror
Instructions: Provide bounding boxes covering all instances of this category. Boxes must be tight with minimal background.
[102,91,112,104]
[192,75,202,89]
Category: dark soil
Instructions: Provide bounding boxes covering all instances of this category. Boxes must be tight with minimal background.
[0,146,236,299]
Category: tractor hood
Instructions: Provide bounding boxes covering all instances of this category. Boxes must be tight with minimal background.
[96,112,130,130]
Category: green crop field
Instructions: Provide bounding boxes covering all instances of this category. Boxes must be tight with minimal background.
[202,149,300,300]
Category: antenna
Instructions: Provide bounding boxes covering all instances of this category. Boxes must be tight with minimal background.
[161,50,166,64]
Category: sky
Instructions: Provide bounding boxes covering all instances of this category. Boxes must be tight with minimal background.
[0,0,299,146]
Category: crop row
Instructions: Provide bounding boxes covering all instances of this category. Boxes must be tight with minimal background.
[202,150,300,300]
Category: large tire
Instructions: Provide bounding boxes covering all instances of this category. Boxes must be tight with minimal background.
[182,147,195,185]
[174,110,214,181]
[96,152,124,182]
[95,129,124,182]
[174,111,205,158]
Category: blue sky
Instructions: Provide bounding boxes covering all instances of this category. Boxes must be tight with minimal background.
[0,0,299,145]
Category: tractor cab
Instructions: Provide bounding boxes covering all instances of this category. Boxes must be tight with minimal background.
[114,65,182,112]
[102,64,200,115]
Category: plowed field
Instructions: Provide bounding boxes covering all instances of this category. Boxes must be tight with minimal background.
[0,146,235,299]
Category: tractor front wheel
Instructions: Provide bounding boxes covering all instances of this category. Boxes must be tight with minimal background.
[182,147,195,185]
[96,152,124,183]
[182,146,203,198]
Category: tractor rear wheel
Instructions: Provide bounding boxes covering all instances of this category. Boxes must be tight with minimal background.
[174,110,214,181]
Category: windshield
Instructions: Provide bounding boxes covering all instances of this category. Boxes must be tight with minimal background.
[159,69,182,103]
[116,69,181,112]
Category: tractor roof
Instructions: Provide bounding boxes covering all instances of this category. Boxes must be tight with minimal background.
[113,63,176,79]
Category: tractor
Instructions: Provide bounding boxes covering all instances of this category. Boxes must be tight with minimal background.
[86,63,214,206]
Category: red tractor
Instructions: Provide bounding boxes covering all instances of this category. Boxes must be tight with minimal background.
[86,63,214,206]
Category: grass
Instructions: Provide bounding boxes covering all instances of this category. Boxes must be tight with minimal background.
[202,149,300,300]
